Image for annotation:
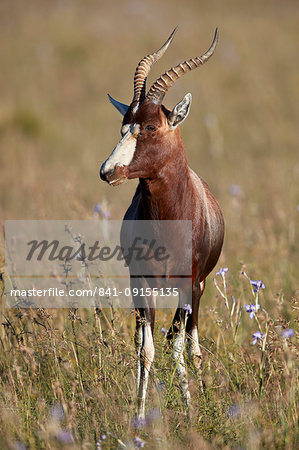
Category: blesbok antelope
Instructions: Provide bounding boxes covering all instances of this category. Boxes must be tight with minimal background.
[100,28,224,420]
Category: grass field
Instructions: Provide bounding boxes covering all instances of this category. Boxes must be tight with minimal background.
[0,0,298,448]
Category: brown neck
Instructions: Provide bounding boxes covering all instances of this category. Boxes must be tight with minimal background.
[139,139,192,220]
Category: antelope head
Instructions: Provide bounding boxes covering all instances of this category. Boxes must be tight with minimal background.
[100,28,218,186]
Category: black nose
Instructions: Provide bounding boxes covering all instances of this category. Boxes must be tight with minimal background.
[99,164,106,181]
[100,164,114,182]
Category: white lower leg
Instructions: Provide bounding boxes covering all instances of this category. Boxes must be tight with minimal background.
[137,323,154,420]
[135,325,143,394]
[187,327,202,372]
[173,325,191,406]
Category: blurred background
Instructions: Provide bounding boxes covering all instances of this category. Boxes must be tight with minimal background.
[1,0,298,297]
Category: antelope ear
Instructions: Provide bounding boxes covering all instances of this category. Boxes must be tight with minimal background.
[108,94,129,116]
[168,93,192,128]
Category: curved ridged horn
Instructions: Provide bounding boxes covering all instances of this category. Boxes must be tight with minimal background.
[132,27,177,107]
[145,28,219,105]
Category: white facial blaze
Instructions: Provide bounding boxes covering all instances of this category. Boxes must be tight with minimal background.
[102,124,139,174]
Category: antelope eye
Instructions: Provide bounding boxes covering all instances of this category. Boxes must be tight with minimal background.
[145,125,156,132]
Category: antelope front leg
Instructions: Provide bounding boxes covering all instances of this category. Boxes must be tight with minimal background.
[137,318,155,421]
[186,280,205,390]
[173,317,191,407]
[187,327,204,396]
[135,314,143,393]
[187,327,203,375]
[172,291,191,407]
[132,279,155,423]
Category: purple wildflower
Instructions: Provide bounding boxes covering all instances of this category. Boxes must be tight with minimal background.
[94,202,110,219]
[216,267,228,276]
[13,443,26,450]
[228,404,241,418]
[281,328,294,339]
[50,403,64,422]
[183,304,192,314]
[229,184,241,196]
[252,331,265,345]
[97,434,107,449]
[93,203,102,214]
[250,280,265,293]
[55,430,74,444]
[161,327,168,336]
[134,436,145,448]
[131,416,146,428]
[245,303,260,319]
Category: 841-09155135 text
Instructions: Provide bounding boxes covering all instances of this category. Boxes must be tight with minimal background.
[10,286,180,298]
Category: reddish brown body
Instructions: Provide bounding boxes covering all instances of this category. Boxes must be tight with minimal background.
[100,28,224,421]
[122,101,224,331]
